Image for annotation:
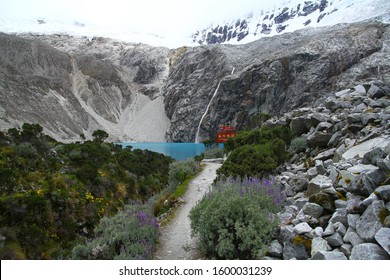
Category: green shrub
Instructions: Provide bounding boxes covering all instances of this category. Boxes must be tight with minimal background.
[72,204,159,260]
[219,125,291,179]
[224,125,292,153]
[15,143,38,158]
[217,144,278,179]
[168,159,200,188]
[190,177,283,259]
[288,137,307,154]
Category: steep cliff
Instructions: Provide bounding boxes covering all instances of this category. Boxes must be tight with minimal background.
[165,21,390,142]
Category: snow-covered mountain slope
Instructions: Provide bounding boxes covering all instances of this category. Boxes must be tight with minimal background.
[191,0,390,45]
[0,18,182,48]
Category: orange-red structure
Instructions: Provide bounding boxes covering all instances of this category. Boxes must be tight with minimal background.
[216,125,237,145]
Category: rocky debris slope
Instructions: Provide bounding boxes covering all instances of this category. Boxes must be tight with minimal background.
[166,21,390,142]
[0,33,170,142]
[264,82,390,260]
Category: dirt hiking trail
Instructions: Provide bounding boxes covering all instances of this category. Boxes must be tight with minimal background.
[155,161,221,260]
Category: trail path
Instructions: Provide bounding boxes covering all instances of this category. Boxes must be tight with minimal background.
[155,161,221,260]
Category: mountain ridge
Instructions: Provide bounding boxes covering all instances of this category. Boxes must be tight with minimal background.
[191,0,390,45]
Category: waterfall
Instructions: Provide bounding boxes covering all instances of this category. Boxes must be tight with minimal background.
[194,67,235,143]
[194,80,222,143]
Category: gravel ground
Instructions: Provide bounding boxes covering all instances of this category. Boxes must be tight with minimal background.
[154,162,221,260]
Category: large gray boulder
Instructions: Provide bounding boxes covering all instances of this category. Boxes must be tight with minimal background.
[375,228,390,256]
[303,203,324,219]
[267,240,283,258]
[342,136,390,161]
[356,201,385,242]
[306,175,335,197]
[311,237,330,257]
[343,228,364,246]
[281,225,310,260]
[350,243,389,260]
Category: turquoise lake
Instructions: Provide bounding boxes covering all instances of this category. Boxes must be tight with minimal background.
[119,142,206,160]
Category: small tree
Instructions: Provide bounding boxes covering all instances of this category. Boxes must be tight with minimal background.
[92,130,109,143]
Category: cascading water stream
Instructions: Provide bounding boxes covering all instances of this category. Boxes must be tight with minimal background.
[194,67,235,143]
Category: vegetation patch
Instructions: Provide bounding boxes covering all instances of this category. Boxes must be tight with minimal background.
[189,177,285,259]
[217,125,291,179]
[0,123,172,259]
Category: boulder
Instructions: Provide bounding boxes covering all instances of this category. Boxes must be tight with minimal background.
[347,214,361,229]
[325,232,344,247]
[340,243,352,258]
[314,148,336,161]
[350,243,389,260]
[363,147,387,165]
[316,122,333,132]
[309,193,335,212]
[368,84,386,99]
[329,208,348,227]
[347,113,362,124]
[311,237,330,256]
[342,136,390,161]
[306,175,335,197]
[288,175,309,193]
[343,228,364,246]
[337,170,360,192]
[267,239,283,258]
[290,116,320,136]
[311,250,347,260]
[314,227,324,237]
[353,85,367,95]
[327,131,343,147]
[334,222,347,236]
[323,222,335,236]
[335,199,347,209]
[346,193,365,214]
[374,185,390,201]
[375,228,390,255]
[315,160,327,175]
[294,222,313,235]
[303,203,324,219]
[356,200,385,242]
[307,131,333,148]
[281,225,310,260]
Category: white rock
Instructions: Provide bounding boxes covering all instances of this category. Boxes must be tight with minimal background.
[294,222,313,235]
[342,136,390,161]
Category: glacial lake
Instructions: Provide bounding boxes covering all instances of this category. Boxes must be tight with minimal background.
[119,142,206,160]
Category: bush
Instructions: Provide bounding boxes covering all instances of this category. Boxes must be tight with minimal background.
[72,204,159,260]
[15,143,38,159]
[288,137,307,154]
[168,159,200,188]
[217,143,282,179]
[224,125,292,153]
[190,177,285,259]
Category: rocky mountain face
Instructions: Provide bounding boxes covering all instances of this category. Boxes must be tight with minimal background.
[0,20,389,143]
[0,33,170,142]
[166,21,390,142]
[264,81,390,260]
[191,0,390,45]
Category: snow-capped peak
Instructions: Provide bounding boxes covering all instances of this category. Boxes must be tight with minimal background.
[191,0,390,45]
